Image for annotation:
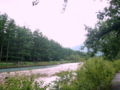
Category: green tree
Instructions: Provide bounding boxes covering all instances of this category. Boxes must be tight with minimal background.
[0,14,8,62]
[32,0,68,13]
[0,13,86,63]
[5,19,16,62]
[84,0,120,60]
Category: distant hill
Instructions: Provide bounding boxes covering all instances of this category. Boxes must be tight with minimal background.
[71,44,88,52]
[71,44,103,56]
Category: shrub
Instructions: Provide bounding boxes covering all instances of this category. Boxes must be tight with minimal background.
[76,57,115,90]
[113,59,120,72]
[0,73,49,90]
[52,70,75,90]
[52,57,116,90]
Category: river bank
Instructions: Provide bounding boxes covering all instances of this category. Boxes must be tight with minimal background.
[0,61,78,69]
[0,62,84,87]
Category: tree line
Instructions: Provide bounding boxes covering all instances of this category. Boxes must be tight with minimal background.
[0,13,85,62]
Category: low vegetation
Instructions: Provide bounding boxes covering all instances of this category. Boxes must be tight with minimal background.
[113,59,120,73]
[51,57,119,90]
[0,73,49,90]
[0,54,86,68]
[0,60,72,68]
[1,57,120,90]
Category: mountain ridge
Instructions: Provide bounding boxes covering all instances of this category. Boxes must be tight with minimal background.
[71,44,88,52]
[71,44,102,56]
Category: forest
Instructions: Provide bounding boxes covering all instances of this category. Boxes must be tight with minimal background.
[0,13,86,63]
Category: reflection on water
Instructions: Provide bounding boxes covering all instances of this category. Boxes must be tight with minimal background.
[0,65,59,72]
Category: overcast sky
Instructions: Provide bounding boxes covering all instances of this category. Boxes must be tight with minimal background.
[0,0,108,48]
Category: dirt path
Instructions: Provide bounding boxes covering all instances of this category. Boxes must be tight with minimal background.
[111,72,120,90]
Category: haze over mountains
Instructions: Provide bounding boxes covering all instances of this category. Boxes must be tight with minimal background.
[71,44,102,56]
[71,44,88,52]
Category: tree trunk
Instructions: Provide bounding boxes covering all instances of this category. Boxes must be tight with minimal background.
[0,29,4,62]
[6,37,10,62]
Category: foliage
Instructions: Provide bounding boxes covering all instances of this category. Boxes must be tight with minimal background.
[51,70,75,90]
[32,0,68,13]
[65,54,82,62]
[114,52,120,60]
[0,73,49,90]
[113,59,120,73]
[0,13,86,64]
[52,57,116,90]
[55,70,73,77]
[84,0,120,60]
[0,58,119,90]
[76,57,115,90]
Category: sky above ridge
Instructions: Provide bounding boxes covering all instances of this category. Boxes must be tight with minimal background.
[0,0,108,47]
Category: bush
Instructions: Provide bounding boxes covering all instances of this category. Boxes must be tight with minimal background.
[113,59,120,72]
[52,57,116,90]
[76,57,115,90]
[0,73,49,90]
[52,70,75,90]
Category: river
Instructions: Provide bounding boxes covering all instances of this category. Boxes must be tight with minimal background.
[0,64,59,73]
[0,62,83,89]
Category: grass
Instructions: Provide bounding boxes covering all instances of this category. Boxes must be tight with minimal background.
[55,70,73,77]
[0,60,76,68]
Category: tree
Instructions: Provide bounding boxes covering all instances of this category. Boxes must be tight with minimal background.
[0,13,86,62]
[32,0,68,13]
[5,19,16,62]
[0,14,8,62]
[84,0,120,60]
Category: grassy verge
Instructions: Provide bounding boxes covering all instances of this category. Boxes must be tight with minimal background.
[0,60,78,69]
